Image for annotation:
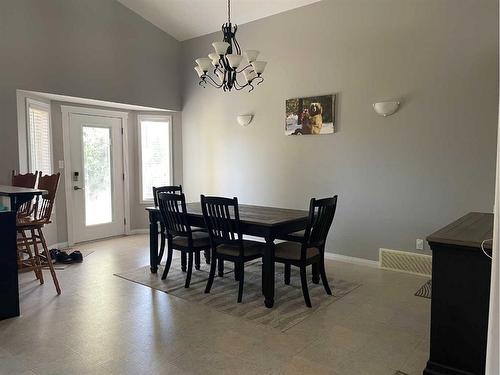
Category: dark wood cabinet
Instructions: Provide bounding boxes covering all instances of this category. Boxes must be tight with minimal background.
[0,211,19,320]
[424,212,492,375]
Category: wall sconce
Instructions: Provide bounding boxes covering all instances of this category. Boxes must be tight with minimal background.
[237,114,253,127]
[373,101,400,117]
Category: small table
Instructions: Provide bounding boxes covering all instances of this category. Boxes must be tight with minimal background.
[424,212,493,375]
[0,185,46,320]
[146,202,309,308]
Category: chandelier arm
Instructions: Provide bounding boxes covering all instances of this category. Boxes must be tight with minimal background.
[255,76,264,85]
[235,64,252,74]
[247,82,255,93]
[204,73,224,88]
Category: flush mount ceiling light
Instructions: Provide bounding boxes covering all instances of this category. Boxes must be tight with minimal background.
[194,0,267,92]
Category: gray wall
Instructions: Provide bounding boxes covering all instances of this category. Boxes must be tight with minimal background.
[181,0,499,260]
[0,0,181,184]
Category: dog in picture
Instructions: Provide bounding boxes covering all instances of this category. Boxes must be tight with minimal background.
[309,102,323,134]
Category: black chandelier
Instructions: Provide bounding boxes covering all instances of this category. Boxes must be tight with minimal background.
[194,0,267,92]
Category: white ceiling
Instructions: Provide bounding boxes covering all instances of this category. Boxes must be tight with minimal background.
[117,0,322,41]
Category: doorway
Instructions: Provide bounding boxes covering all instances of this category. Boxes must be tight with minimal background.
[62,107,129,244]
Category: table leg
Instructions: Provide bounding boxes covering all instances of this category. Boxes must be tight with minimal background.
[263,237,275,308]
[149,214,158,273]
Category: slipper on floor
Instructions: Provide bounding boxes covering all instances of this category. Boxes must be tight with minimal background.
[69,251,83,263]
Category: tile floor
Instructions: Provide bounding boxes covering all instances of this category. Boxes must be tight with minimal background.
[0,235,430,375]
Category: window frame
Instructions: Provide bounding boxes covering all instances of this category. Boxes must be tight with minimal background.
[137,114,173,204]
[25,97,53,175]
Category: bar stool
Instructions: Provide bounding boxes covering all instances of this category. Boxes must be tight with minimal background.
[16,173,61,295]
[12,171,39,275]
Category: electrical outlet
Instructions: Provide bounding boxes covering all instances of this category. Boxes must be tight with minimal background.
[416,238,424,250]
[58,160,64,169]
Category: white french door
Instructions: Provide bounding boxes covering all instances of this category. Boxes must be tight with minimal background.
[68,113,124,243]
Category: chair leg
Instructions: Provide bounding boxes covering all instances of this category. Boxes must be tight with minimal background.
[261,262,265,295]
[195,251,201,271]
[181,252,187,272]
[300,265,312,308]
[157,224,166,265]
[234,262,240,281]
[218,259,224,277]
[30,229,44,285]
[319,259,332,295]
[312,263,320,284]
[161,244,173,280]
[284,263,291,285]
[37,228,61,295]
[185,252,193,288]
[205,254,217,293]
[237,262,245,303]
[204,249,211,264]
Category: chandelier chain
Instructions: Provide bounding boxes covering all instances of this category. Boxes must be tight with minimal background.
[228,0,231,23]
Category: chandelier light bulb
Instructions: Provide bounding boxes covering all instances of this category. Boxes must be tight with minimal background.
[195,58,212,72]
[251,61,267,75]
[243,50,259,63]
[194,66,204,77]
[226,54,243,69]
[212,42,230,55]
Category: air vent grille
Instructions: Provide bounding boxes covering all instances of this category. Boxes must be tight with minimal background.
[379,248,432,276]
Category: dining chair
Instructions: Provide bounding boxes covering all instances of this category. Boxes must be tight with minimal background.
[11,170,39,218]
[16,173,61,295]
[201,195,264,303]
[274,196,338,307]
[153,185,182,266]
[158,192,211,287]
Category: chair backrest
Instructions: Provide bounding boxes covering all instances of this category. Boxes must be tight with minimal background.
[153,185,182,207]
[12,170,39,217]
[304,196,338,250]
[200,195,243,253]
[157,192,191,238]
[11,170,38,188]
[34,173,60,222]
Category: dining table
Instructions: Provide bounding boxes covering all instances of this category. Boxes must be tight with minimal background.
[0,185,47,320]
[146,202,309,308]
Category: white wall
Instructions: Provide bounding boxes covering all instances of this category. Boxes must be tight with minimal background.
[181,0,499,260]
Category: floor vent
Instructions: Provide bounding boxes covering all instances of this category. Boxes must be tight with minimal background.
[379,248,432,276]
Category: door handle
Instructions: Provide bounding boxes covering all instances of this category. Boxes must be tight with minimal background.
[73,186,83,191]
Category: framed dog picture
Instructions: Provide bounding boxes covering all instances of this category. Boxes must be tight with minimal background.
[285,94,336,135]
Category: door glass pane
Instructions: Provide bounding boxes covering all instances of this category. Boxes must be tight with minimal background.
[83,126,113,226]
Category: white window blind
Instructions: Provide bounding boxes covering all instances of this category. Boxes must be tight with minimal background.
[27,100,52,174]
[138,115,172,203]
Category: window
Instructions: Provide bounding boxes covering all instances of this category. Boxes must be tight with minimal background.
[138,115,172,203]
[26,99,52,174]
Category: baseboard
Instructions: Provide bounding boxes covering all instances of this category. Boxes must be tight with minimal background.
[129,229,149,235]
[324,252,380,268]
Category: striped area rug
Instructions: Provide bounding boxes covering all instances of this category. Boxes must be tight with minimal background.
[115,258,360,332]
[415,279,432,299]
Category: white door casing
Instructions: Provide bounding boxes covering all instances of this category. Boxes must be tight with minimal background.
[61,106,130,245]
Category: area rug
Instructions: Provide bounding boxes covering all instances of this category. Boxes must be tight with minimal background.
[415,279,432,299]
[115,258,361,332]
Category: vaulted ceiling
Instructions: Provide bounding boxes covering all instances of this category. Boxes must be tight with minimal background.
[117,0,322,41]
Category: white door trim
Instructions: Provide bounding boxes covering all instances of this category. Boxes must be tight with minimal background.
[61,105,130,245]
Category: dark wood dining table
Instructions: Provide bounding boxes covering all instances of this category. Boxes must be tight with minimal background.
[0,185,47,320]
[146,202,309,308]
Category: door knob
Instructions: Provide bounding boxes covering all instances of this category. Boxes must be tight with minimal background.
[73,186,83,191]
